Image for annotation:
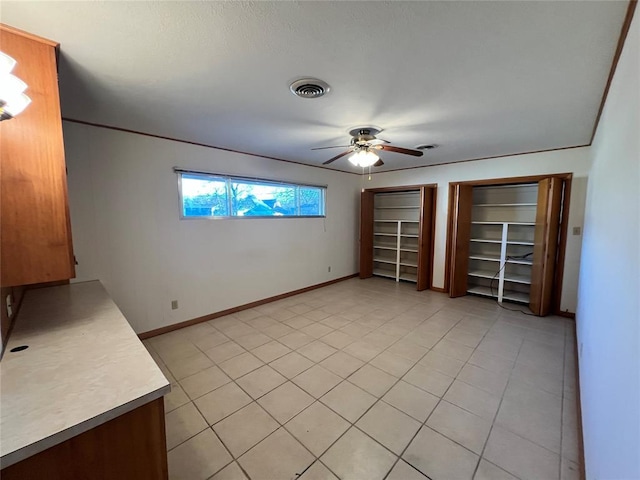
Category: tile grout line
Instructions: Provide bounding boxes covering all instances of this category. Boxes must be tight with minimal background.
[382,309,502,480]
[166,293,466,477]
[176,295,421,479]
[376,307,502,478]
[470,329,527,480]
[152,280,572,480]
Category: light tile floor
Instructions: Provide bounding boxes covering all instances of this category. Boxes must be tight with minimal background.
[144,277,582,480]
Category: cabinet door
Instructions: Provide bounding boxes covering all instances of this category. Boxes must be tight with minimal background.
[417,186,434,291]
[0,27,75,287]
[359,190,374,279]
[529,177,563,315]
[449,184,473,297]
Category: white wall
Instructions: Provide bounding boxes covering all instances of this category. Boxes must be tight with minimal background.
[577,12,639,479]
[367,147,590,312]
[64,122,360,333]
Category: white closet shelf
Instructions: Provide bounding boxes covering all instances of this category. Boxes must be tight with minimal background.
[469,254,533,265]
[400,247,418,253]
[467,285,529,304]
[399,261,418,267]
[503,273,532,285]
[374,246,397,251]
[468,270,531,284]
[374,220,419,223]
[374,232,397,237]
[373,269,397,280]
[473,203,537,207]
[469,255,500,263]
[400,234,419,238]
[472,221,536,226]
[374,258,396,265]
[375,206,420,210]
[468,269,497,279]
[502,290,530,303]
[399,272,418,282]
[507,258,533,265]
[471,238,535,246]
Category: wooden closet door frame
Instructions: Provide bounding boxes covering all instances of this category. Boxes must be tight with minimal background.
[447,184,473,297]
[530,177,564,316]
[359,190,375,279]
[444,173,573,316]
[417,186,437,291]
[361,184,437,290]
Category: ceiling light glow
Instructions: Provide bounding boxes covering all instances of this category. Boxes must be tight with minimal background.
[348,149,379,168]
[0,51,31,121]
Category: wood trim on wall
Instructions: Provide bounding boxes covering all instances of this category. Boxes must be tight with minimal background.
[0,23,58,47]
[363,183,438,193]
[452,173,574,187]
[139,273,358,339]
[369,145,589,175]
[62,118,361,176]
[590,0,638,143]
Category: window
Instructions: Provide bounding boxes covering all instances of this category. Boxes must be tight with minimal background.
[178,171,326,218]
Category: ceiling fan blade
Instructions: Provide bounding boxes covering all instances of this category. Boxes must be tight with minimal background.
[373,159,384,167]
[379,145,424,157]
[323,149,353,165]
[368,138,390,146]
[311,145,351,150]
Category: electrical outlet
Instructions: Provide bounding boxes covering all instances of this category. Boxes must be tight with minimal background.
[573,226,581,235]
[328,266,331,273]
[171,300,178,310]
[6,295,13,318]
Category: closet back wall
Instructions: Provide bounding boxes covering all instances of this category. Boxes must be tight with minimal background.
[367,147,591,313]
[63,122,360,334]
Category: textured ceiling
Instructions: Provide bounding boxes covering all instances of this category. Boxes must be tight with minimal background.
[1,1,629,172]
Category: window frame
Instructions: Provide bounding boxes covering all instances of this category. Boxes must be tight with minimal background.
[175,168,327,220]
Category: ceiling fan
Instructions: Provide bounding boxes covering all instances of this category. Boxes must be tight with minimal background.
[312,127,423,167]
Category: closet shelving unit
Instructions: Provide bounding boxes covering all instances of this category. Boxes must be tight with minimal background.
[466,183,538,304]
[372,191,421,283]
[360,186,436,291]
[448,176,566,316]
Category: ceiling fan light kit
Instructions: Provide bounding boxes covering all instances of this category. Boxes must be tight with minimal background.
[349,149,380,168]
[316,126,425,169]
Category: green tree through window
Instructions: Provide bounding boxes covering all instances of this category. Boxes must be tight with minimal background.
[179,172,325,218]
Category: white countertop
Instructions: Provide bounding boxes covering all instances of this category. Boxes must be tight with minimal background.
[0,281,170,468]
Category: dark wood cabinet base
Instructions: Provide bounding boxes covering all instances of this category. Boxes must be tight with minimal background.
[1,398,168,480]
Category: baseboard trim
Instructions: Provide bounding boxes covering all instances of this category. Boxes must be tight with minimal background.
[572,321,586,479]
[557,311,576,320]
[430,286,447,293]
[138,273,359,339]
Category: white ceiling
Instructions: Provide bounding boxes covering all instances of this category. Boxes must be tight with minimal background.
[2,1,629,172]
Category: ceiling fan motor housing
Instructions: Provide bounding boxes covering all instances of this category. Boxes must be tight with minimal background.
[349,127,381,143]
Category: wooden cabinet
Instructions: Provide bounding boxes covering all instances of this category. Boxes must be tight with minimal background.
[360,186,436,291]
[0,25,74,287]
[448,176,568,316]
[1,398,168,480]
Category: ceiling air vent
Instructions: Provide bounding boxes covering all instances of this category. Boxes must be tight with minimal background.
[290,78,330,99]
